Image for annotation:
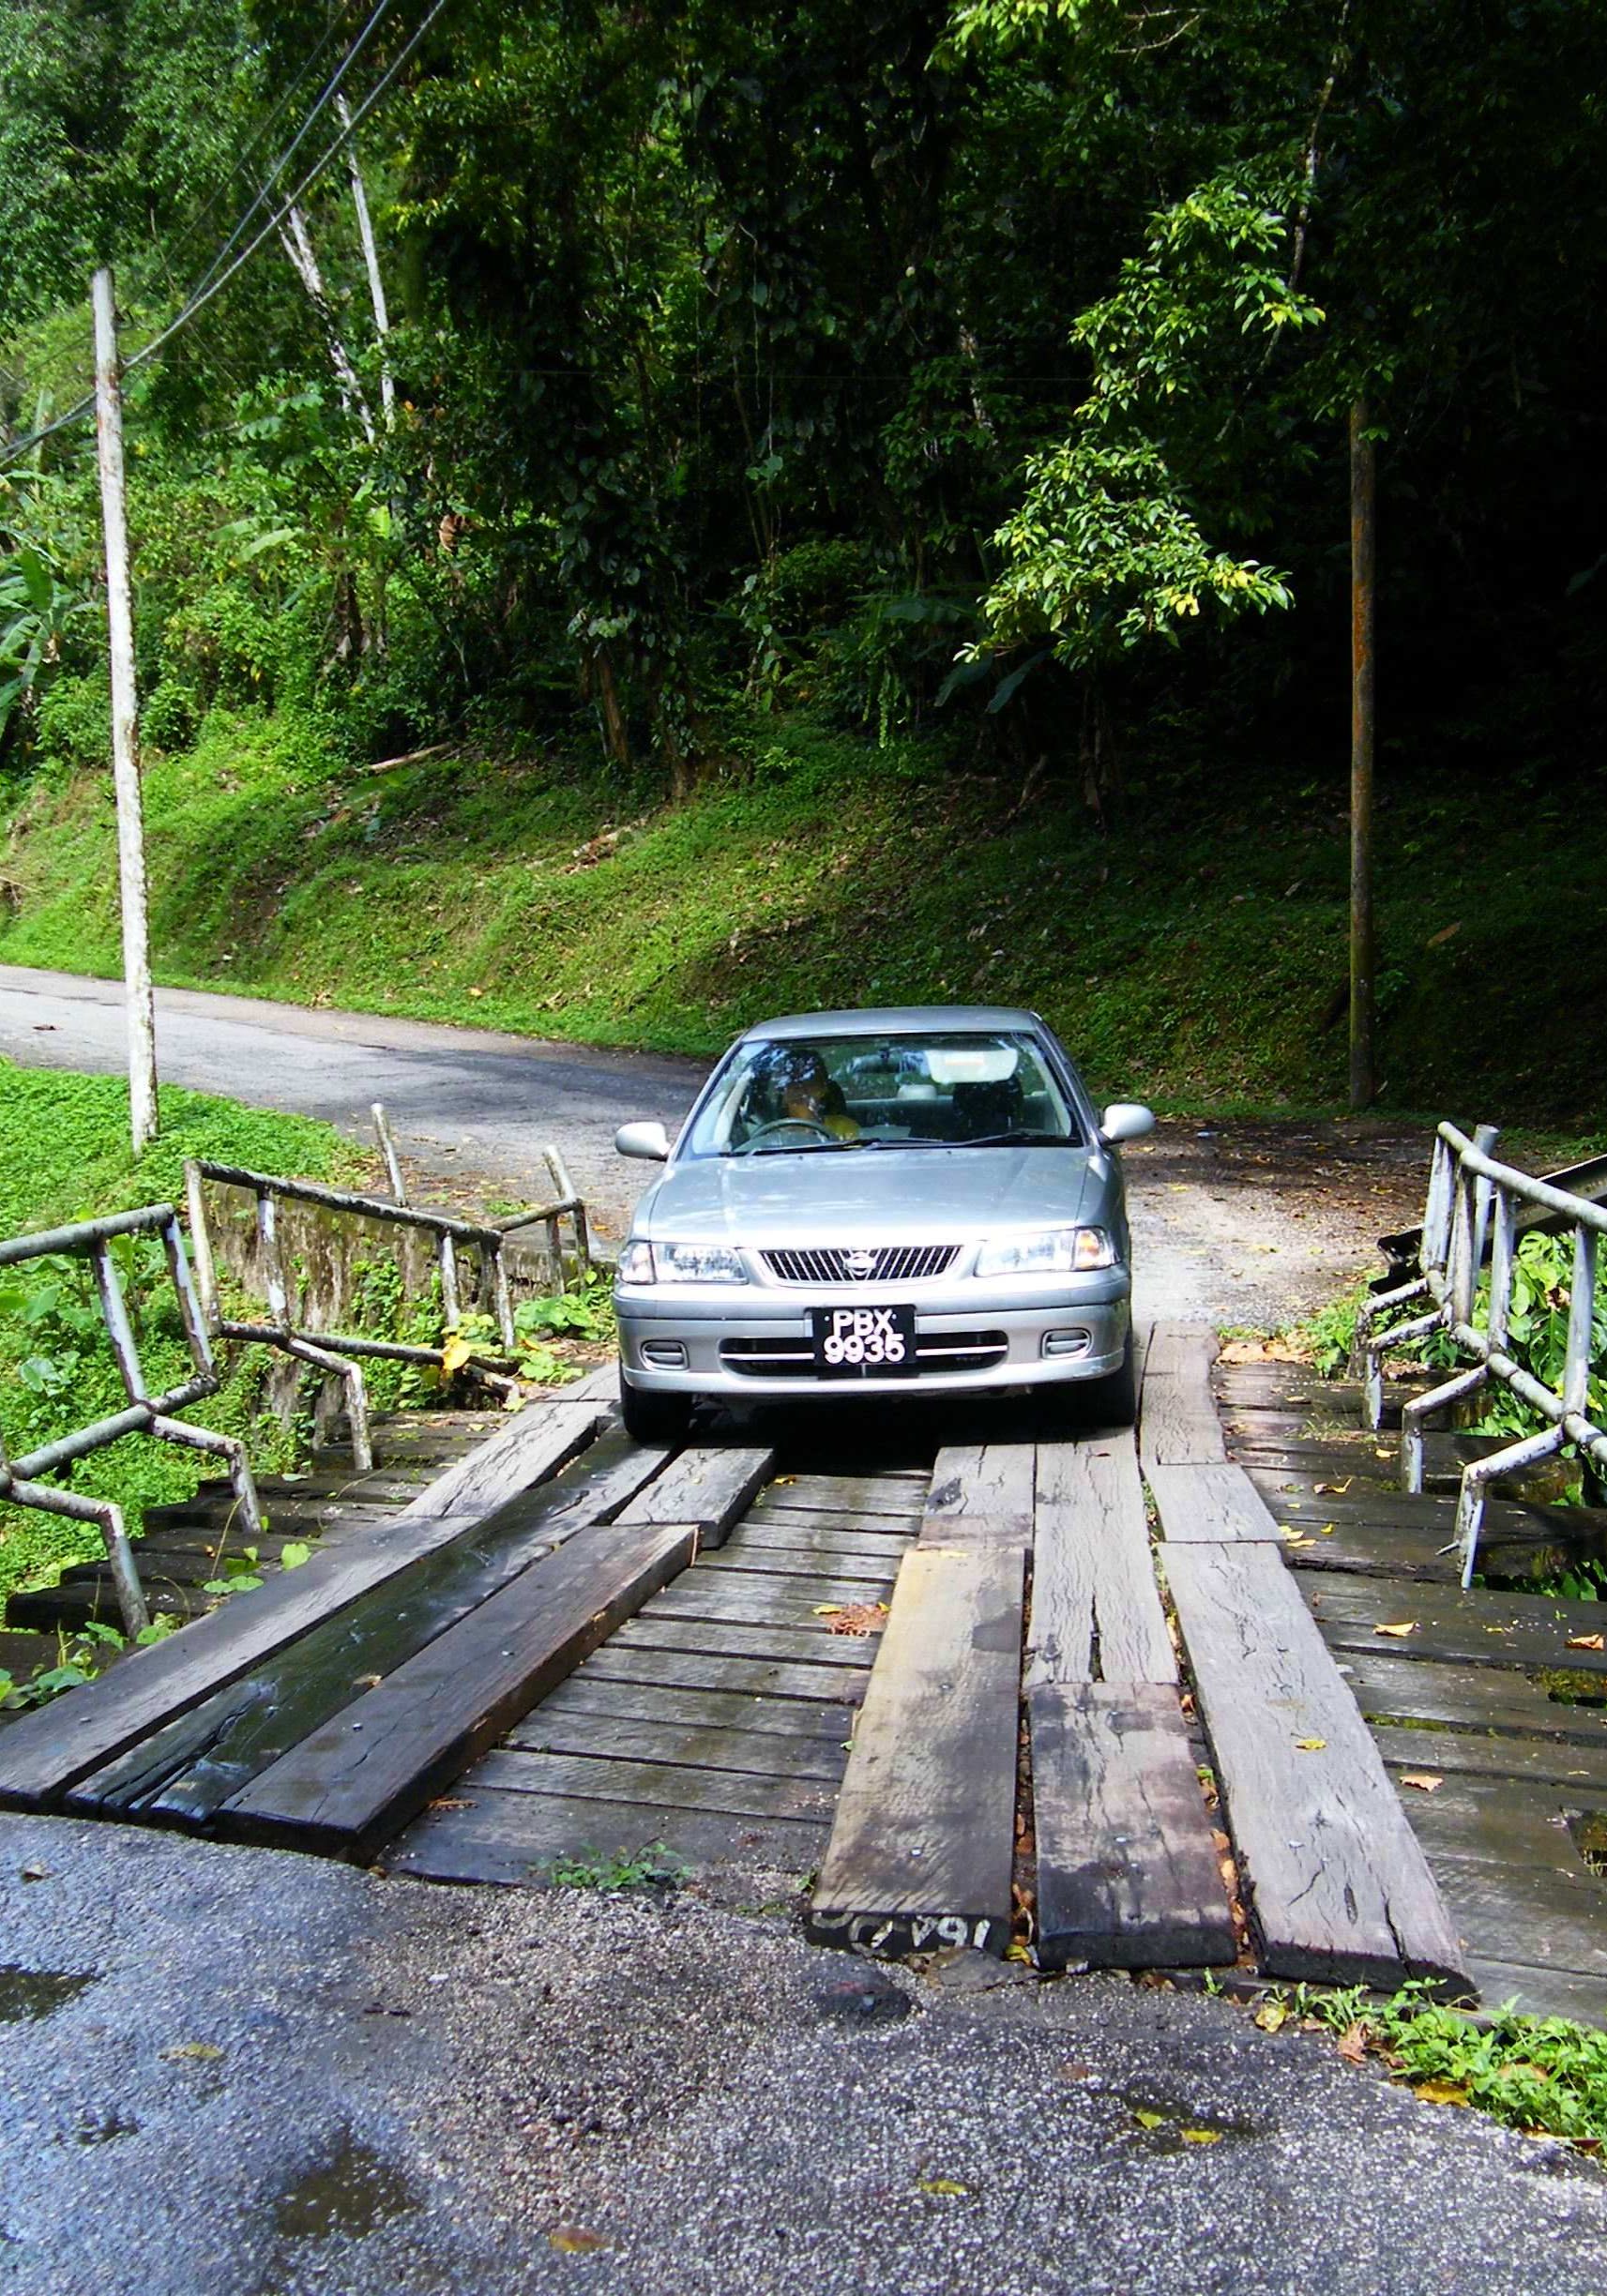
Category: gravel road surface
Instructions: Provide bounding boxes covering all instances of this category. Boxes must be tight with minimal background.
[4,1813,1604,2296]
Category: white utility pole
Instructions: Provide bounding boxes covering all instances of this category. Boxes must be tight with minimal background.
[338,94,395,425]
[91,266,159,1155]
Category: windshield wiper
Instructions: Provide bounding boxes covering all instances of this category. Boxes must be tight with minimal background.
[953,1130,1069,1148]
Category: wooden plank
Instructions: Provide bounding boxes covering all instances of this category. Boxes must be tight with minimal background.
[647,1576,895,1631]
[69,1432,670,1824]
[1371,1723,1607,1791]
[469,1746,837,1824]
[922,1444,1035,1544]
[760,1473,925,1519]
[473,1639,875,1713]
[740,1504,919,1537]
[1306,1578,1607,1677]
[506,1708,848,1781]
[719,1517,913,1556]
[1426,1853,1607,1982]
[808,1545,1025,1959]
[385,1785,828,1886]
[617,1446,774,1548]
[1462,1957,1607,2025]
[1147,1463,1282,1544]
[607,1615,882,1672]
[1030,1683,1235,1971]
[220,1517,697,1859]
[1139,1323,1225,1471]
[534,1675,857,1744]
[1028,1435,1172,1688]
[697,1545,901,1587]
[1334,1650,1607,1743]
[1165,1540,1469,1987]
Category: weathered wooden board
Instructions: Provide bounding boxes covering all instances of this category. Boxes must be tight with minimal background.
[1146,1463,1282,1544]
[1334,1649,1607,1743]
[1306,1578,1607,1677]
[759,1474,927,1519]
[697,1544,902,1587]
[1460,1956,1607,2026]
[220,1517,697,1859]
[385,1786,829,1886]
[808,1544,1026,1959]
[1396,1772,1592,1876]
[1030,1683,1235,1970]
[537,1670,857,1742]
[506,1708,849,1782]
[1165,1540,1469,1986]
[1139,1324,1225,1471]
[740,1504,921,1538]
[607,1614,881,1672]
[647,1575,895,1631]
[1417,1850,1607,1979]
[1026,1434,1173,1687]
[617,1446,774,1548]
[469,1745,837,1824]
[1370,1722,1607,1792]
[68,1431,669,1824]
[921,1444,1035,1545]
[524,1641,873,1711]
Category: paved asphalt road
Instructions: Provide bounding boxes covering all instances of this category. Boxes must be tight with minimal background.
[0,964,706,1246]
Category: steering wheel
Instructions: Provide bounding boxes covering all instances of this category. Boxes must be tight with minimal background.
[737,1118,840,1152]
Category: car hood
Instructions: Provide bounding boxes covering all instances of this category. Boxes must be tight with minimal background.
[634,1145,1108,1245]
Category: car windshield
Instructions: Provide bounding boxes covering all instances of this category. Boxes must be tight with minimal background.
[681,1032,1084,1157]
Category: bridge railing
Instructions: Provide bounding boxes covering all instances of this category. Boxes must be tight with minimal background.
[1357,1122,1607,1586]
[0,1203,263,1634]
[183,1144,590,1473]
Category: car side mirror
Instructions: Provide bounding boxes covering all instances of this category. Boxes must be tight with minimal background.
[614,1120,671,1163]
[1099,1102,1156,1147]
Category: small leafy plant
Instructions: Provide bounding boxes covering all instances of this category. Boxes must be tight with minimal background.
[539,1842,689,1891]
[0,1614,176,1711]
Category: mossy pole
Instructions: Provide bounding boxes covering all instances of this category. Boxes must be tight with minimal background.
[91,265,159,1156]
[1348,398,1377,1112]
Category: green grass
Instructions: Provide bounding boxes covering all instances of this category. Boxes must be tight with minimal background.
[0,1064,364,1610]
[2,703,1604,1126]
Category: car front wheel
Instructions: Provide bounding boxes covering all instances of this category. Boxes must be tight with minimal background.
[1075,1333,1137,1430]
[619,1368,694,1446]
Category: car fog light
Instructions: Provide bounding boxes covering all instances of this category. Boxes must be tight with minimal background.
[641,1339,689,1368]
[1042,1328,1093,1358]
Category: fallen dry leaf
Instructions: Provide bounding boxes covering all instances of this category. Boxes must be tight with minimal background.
[1314,1479,1353,1495]
[1400,1774,1444,1793]
[1295,1737,1327,1752]
[549,2227,608,2254]
[160,2042,224,2062]
[1413,2078,1470,2107]
[826,1600,889,1638]
[1337,2021,1370,2064]
[1567,1634,1606,1653]
[811,1604,844,1617]
[1180,2127,1223,2145]
[916,2177,970,2197]
[1374,1622,1417,1639]
[1253,2001,1289,2032]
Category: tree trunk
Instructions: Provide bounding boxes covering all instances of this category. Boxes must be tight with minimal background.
[1349,399,1377,1111]
[337,95,395,427]
[278,204,374,444]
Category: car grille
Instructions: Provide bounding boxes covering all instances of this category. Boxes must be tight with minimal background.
[721,1330,1008,1379]
[759,1244,960,1285]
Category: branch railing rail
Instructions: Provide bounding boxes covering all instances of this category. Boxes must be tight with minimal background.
[184,1146,590,1474]
[0,1203,263,1635]
[1355,1122,1606,1587]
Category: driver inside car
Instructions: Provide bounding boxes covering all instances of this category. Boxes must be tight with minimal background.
[771,1049,861,1141]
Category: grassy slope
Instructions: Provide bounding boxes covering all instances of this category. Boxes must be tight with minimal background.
[1,709,1602,1127]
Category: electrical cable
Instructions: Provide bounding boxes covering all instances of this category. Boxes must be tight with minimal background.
[0,0,447,470]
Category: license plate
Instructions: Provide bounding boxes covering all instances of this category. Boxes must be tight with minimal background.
[811,1304,917,1379]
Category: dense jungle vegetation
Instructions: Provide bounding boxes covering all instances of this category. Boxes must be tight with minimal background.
[2,0,1604,1114]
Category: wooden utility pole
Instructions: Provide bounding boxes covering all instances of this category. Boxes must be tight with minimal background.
[1348,398,1376,1111]
[91,266,159,1155]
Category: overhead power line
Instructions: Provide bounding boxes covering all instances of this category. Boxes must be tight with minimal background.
[0,0,447,472]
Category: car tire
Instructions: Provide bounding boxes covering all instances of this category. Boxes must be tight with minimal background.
[619,1367,694,1446]
[1077,1333,1137,1430]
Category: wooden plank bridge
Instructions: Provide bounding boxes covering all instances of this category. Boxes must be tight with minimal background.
[6,1335,1607,2015]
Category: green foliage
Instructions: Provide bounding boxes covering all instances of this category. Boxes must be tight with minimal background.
[1300,1287,1366,1381]
[539,1842,690,1891]
[1285,1979,1607,2143]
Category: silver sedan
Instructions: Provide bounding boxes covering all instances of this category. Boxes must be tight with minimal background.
[611,1004,1153,1442]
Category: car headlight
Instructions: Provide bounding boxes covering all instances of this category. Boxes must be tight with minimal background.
[616,1239,656,1285]
[649,1240,749,1285]
[974,1227,1115,1277]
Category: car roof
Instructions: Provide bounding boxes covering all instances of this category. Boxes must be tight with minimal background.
[737,1005,1047,1041]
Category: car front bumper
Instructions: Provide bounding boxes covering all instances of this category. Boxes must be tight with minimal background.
[614,1273,1130,1399]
